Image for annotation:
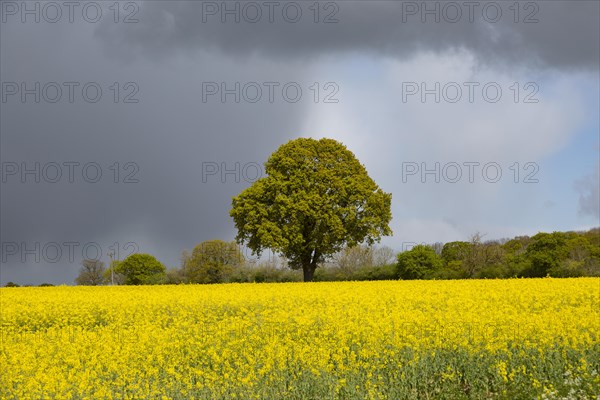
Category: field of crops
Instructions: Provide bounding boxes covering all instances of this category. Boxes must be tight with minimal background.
[1,278,599,399]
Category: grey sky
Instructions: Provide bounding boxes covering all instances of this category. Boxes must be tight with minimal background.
[1,1,599,285]
[96,1,599,70]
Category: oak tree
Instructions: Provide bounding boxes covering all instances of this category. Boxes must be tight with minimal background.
[230,138,392,281]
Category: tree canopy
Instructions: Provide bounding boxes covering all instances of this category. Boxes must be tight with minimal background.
[115,254,166,285]
[396,245,442,280]
[182,240,245,284]
[230,138,392,281]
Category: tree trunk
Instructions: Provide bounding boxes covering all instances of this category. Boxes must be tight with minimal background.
[302,265,315,282]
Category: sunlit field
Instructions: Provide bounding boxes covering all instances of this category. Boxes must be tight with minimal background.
[1,278,599,399]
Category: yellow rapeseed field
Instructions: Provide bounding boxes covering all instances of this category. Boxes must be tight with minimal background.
[1,278,599,399]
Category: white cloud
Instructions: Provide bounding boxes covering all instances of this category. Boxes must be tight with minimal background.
[302,50,591,245]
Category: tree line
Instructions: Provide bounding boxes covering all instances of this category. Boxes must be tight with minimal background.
[4,227,597,287]
[396,229,599,280]
[65,227,599,286]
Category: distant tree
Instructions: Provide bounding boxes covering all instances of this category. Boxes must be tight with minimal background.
[183,240,244,284]
[251,255,301,283]
[39,283,54,287]
[115,254,166,285]
[548,233,599,277]
[581,230,600,276]
[566,234,593,262]
[501,236,532,276]
[373,245,396,266]
[230,138,392,282]
[502,236,531,254]
[396,245,443,280]
[582,228,600,248]
[441,241,470,264]
[335,245,374,275]
[438,241,471,279]
[180,249,191,268]
[524,232,569,277]
[75,259,105,286]
[4,282,20,287]
[476,241,507,278]
[165,268,186,284]
[462,233,486,278]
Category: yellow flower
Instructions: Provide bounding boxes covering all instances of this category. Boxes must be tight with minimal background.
[0,278,598,398]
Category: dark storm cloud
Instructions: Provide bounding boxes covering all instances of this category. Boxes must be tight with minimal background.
[95,1,599,70]
[0,18,312,284]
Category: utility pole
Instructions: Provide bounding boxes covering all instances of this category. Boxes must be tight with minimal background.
[108,250,115,285]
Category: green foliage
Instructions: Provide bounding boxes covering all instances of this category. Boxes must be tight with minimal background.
[431,260,467,280]
[313,263,396,282]
[476,263,510,279]
[4,282,20,287]
[230,138,392,281]
[251,265,302,283]
[473,242,505,278]
[502,236,530,254]
[432,229,599,279]
[396,245,443,280]
[441,241,470,264]
[115,254,166,285]
[548,260,587,278]
[224,260,302,283]
[182,240,245,284]
[582,227,600,247]
[501,253,530,278]
[71,229,598,285]
[350,263,397,281]
[523,232,570,277]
